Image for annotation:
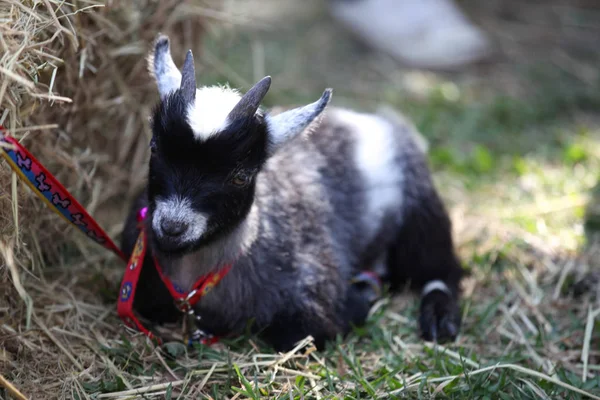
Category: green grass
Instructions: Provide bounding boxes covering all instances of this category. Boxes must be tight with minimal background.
[81,277,599,398]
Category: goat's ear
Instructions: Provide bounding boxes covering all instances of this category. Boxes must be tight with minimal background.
[149,34,182,100]
[266,89,332,153]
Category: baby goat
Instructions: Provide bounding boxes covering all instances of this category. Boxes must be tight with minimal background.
[121,34,465,351]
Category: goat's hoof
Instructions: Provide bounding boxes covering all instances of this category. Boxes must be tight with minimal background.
[418,291,461,343]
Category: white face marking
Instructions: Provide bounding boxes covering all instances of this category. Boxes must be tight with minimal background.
[152,196,208,243]
[338,108,404,234]
[421,280,452,297]
[186,86,245,141]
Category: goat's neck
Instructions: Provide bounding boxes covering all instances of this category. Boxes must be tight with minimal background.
[156,205,259,292]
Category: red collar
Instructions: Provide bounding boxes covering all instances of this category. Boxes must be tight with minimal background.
[117,207,232,345]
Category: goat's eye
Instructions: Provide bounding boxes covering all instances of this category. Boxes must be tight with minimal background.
[230,172,251,188]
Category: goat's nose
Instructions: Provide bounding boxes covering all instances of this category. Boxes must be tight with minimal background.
[160,219,188,237]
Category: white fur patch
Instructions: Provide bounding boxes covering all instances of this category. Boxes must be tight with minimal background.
[339,108,403,234]
[186,86,243,141]
[153,196,208,243]
[422,280,452,297]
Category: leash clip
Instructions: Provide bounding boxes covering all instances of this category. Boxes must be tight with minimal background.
[181,304,214,345]
[174,289,198,313]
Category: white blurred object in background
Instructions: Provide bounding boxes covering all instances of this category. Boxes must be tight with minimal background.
[328,0,493,70]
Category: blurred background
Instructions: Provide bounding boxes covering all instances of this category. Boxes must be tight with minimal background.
[2,0,600,398]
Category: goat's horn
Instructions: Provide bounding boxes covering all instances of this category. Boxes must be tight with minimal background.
[227,76,271,120]
[180,50,196,102]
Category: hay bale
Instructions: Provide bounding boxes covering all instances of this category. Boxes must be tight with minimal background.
[0,0,226,396]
